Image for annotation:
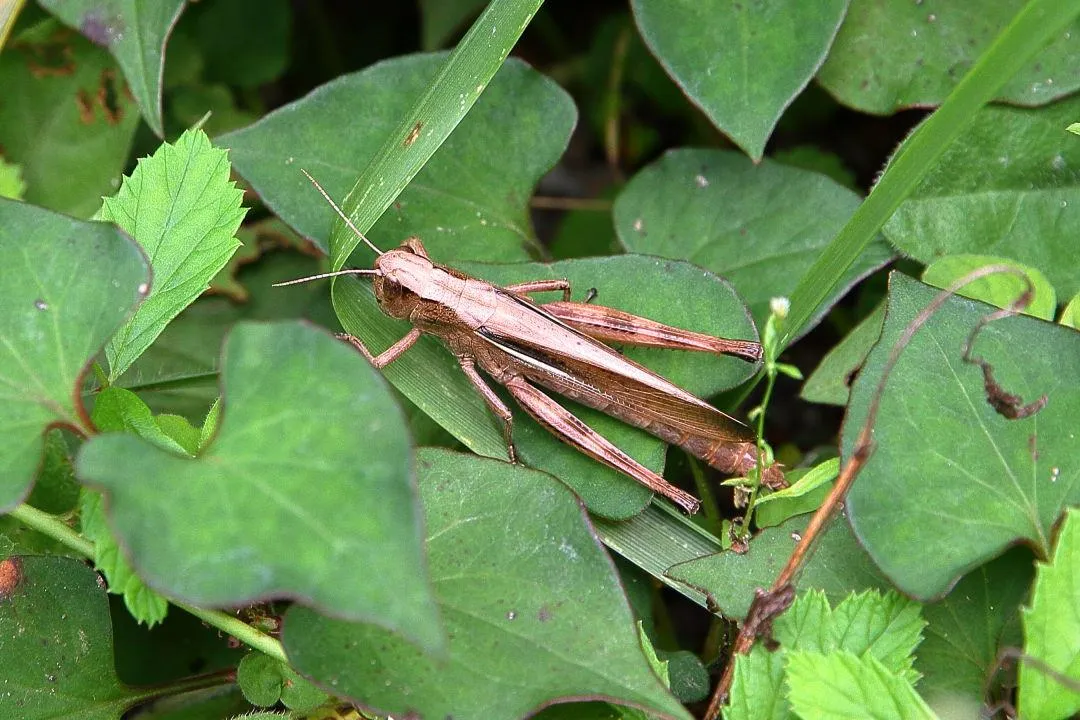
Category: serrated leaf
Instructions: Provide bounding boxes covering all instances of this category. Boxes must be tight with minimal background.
[92,386,189,455]
[1019,507,1080,720]
[922,255,1056,321]
[80,489,168,627]
[667,515,886,619]
[818,1,1080,114]
[77,321,442,652]
[801,303,885,406]
[844,273,1080,599]
[331,254,759,520]
[885,97,1080,299]
[630,0,848,160]
[0,20,140,217]
[0,198,148,511]
[916,547,1033,713]
[221,53,573,264]
[830,591,926,683]
[725,644,789,720]
[613,149,893,336]
[0,555,146,718]
[103,127,246,380]
[785,651,937,720]
[284,449,690,720]
[38,0,186,136]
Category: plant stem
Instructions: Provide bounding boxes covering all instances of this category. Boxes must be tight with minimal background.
[739,368,776,535]
[7,503,289,666]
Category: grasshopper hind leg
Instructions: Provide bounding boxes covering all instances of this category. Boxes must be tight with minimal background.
[458,356,518,463]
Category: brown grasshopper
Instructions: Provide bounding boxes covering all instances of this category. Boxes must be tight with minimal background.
[278,171,784,513]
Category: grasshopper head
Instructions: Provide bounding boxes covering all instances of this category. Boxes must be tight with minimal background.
[372,244,432,319]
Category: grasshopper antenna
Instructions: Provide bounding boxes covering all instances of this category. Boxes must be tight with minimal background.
[273,268,381,287]
[301,168,384,256]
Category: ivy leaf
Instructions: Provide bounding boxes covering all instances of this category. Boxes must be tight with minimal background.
[1019,507,1080,720]
[844,273,1080,599]
[631,0,848,160]
[77,321,442,653]
[0,555,147,718]
[284,449,690,720]
[102,126,246,381]
[0,198,148,511]
[38,0,186,136]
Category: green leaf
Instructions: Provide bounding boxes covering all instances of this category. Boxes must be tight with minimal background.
[922,255,1057,321]
[190,0,290,87]
[26,430,81,514]
[885,97,1080,299]
[0,198,148,511]
[80,489,168,627]
[92,386,190,455]
[77,321,442,652]
[630,0,848,160]
[725,644,788,720]
[818,1,1080,114]
[102,126,246,381]
[0,156,26,199]
[827,591,925,683]
[284,449,690,720]
[753,458,839,509]
[154,413,201,455]
[0,20,140,217]
[613,149,892,336]
[331,254,759,520]
[801,303,885,406]
[0,555,148,718]
[1020,507,1080,720]
[38,0,186,136]
[1062,291,1080,329]
[785,651,938,720]
[916,547,1033,713]
[660,650,709,704]
[221,53,573,263]
[638,622,670,688]
[844,273,1080,599]
[667,516,886,619]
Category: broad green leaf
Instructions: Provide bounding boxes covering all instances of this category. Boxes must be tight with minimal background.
[922,255,1056,321]
[284,449,690,720]
[26,429,80,514]
[885,98,1080,299]
[0,198,148,510]
[630,0,848,160]
[844,273,1080,599]
[613,149,892,336]
[1020,507,1080,720]
[785,651,937,720]
[916,547,1033,714]
[237,653,328,712]
[77,321,442,652]
[190,0,289,88]
[419,0,487,49]
[0,156,26,199]
[661,650,709,703]
[330,254,759,520]
[818,0,1080,114]
[221,53,573,264]
[102,127,246,381]
[0,20,139,217]
[725,644,788,720]
[801,303,885,406]
[0,555,149,718]
[667,515,886,619]
[38,0,186,136]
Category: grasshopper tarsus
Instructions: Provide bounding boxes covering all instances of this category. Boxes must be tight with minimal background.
[337,329,419,369]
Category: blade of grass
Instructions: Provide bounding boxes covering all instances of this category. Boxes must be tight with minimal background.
[781,0,1080,348]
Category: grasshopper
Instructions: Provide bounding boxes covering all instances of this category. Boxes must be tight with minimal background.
[278,171,784,513]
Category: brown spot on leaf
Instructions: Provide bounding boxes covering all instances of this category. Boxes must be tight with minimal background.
[404,121,422,147]
[971,358,1048,420]
[76,89,95,124]
[1029,434,1039,463]
[74,69,126,125]
[0,557,23,600]
[537,605,552,622]
[16,29,76,77]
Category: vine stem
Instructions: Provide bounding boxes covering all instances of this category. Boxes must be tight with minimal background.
[8,503,289,665]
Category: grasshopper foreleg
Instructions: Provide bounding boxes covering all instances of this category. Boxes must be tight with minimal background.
[502,375,700,514]
[458,357,517,463]
[336,328,421,368]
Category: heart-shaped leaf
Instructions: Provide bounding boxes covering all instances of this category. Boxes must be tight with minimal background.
[885,96,1080,299]
[38,0,186,136]
[614,149,893,337]
[0,20,140,218]
[77,321,443,653]
[328,254,760,520]
[630,0,848,160]
[102,127,246,381]
[0,555,147,718]
[220,53,575,263]
[818,1,1080,114]
[844,273,1080,599]
[284,449,690,720]
[0,198,148,511]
